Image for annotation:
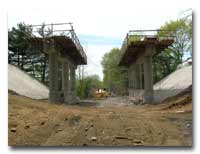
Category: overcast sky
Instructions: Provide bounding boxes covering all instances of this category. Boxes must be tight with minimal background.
[8,8,187,80]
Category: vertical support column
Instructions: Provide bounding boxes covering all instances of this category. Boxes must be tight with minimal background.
[62,62,70,104]
[49,50,59,103]
[139,64,144,89]
[143,55,154,103]
[128,67,133,89]
[131,67,135,89]
[70,65,78,103]
[135,64,140,89]
[130,64,136,89]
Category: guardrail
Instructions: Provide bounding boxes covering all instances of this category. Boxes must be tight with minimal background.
[120,29,176,58]
[26,22,87,62]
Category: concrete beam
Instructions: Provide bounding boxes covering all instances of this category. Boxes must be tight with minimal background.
[58,53,76,68]
[144,44,156,56]
[43,39,55,54]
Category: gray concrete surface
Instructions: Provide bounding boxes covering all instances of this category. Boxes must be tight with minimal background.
[153,65,192,102]
[8,64,49,99]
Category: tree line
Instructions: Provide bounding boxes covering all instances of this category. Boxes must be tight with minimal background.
[8,23,49,84]
[101,11,192,95]
[8,11,192,98]
[8,23,103,99]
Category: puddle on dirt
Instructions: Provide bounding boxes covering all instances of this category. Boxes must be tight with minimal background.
[168,117,177,122]
[182,120,192,146]
[168,116,192,146]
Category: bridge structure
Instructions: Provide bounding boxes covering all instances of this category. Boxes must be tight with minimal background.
[28,22,87,104]
[119,30,174,103]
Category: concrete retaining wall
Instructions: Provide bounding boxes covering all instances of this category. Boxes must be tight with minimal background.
[8,64,49,99]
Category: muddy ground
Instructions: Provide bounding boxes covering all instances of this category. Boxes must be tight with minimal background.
[8,88,192,147]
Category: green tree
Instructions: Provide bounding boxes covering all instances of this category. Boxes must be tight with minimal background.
[8,22,32,69]
[153,14,192,83]
[101,48,128,95]
[37,23,52,83]
[8,22,49,84]
[77,75,102,99]
[159,18,192,63]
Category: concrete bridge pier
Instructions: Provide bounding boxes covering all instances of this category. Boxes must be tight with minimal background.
[143,44,155,103]
[119,30,174,104]
[31,27,87,104]
[135,64,140,89]
[62,62,70,104]
[69,65,78,104]
[49,51,60,103]
[49,51,79,104]
[143,55,153,103]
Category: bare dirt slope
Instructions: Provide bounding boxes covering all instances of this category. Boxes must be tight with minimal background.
[8,89,192,147]
[8,64,49,99]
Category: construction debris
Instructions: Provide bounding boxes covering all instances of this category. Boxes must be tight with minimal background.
[10,128,17,132]
[91,136,97,141]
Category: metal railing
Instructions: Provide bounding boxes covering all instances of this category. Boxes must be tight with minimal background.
[26,22,87,62]
[120,29,176,58]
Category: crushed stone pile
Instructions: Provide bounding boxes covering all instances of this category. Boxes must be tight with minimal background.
[8,64,49,99]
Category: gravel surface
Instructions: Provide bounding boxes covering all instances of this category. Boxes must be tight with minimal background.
[8,91,192,146]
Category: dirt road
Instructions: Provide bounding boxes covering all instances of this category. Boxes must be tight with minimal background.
[8,90,192,146]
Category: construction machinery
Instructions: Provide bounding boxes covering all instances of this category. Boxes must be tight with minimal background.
[93,89,110,100]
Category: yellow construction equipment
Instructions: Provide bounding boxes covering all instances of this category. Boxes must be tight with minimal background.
[93,89,109,100]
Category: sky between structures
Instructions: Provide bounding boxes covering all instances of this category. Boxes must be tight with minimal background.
[8,8,189,80]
